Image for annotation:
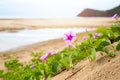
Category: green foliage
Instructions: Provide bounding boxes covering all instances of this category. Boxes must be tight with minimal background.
[0,70,3,77]
[96,26,120,43]
[116,43,120,51]
[51,62,61,73]
[111,24,120,34]
[96,27,108,35]
[4,59,22,70]
[102,47,115,57]
[114,36,120,42]
[100,41,110,47]
[89,48,96,61]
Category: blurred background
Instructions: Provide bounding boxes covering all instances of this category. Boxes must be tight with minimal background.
[0,0,120,18]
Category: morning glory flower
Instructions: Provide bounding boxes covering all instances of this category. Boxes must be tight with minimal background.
[112,14,118,19]
[46,50,54,55]
[64,31,76,43]
[30,65,34,69]
[67,42,72,47]
[49,50,59,55]
[94,33,100,38]
[46,50,52,55]
[40,50,56,61]
[83,36,87,40]
[40,54,48,61]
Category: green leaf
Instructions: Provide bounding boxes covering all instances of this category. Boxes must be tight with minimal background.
[108,51,116,57]
[0,70,3,77]
[115,36,120,42]
[89,48,96,61]
[4,72,14,80]
[5,59,22,70]
[68,55,73,68]
[95,46,104,51]
[60,56,72,69]
[111,25,120,33]
[74,52,87,61]
[46,76,52,80]
[44,64,53,76]
[116,43,120,51]
[93,39,102,47]
[87,32,93,38]
[52,62,61,73]
[96,27,108,35]
[54,54,61,61]
[99,41,110,47]
[102,48,115,57]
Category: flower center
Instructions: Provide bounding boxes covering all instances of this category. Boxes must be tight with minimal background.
[68,34,73,40]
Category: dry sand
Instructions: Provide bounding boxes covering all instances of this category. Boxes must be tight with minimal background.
[0,18,114,31]
[0,18,119,80]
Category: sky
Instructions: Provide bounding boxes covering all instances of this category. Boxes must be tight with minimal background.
[0,0,120,18]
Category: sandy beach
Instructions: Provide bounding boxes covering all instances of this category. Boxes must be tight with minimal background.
[0,18,114,31]
[0,18,118,80]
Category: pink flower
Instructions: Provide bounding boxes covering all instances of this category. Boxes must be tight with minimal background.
[94,33,100,38]
[49,50,60,55]
[67,42,72,47]
[64,31,76,43]
[40,54,48,61]
[46,50,54,55]
[54,51,59,54]
[40,50,56,61]
[83,36,87,40]
[112,14,118,19]
[30,65,34,69]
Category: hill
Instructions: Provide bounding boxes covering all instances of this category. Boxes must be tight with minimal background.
[77,5,120,17]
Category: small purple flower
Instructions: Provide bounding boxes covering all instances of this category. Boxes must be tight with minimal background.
[94,33,100,38]
[40,54,48,61]
[64,31,76,43]
[83,36,87,40]
[30,65,34,69]
[46,50,54,55]
[67,42,72,47]
[112,14,118,19]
